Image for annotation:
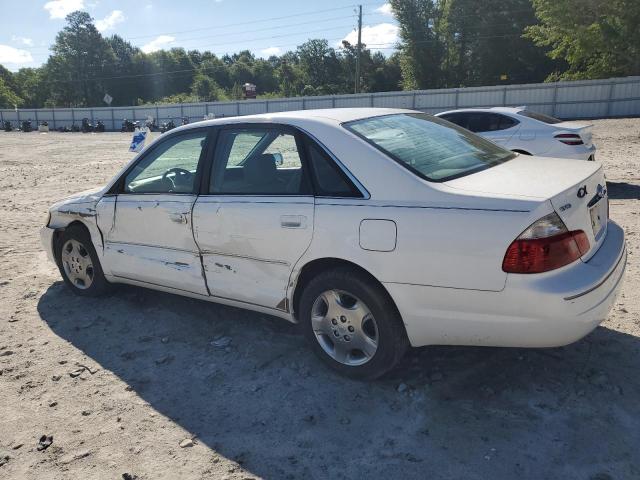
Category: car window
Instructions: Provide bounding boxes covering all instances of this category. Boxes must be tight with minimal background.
[517,110,562,124]
[344,113,515,182]
[496,114,519,130]
[226,132,264,166]
[124,131,207,194]
[210,128,311,195]
[439,113,468,129]
[307,143,362,197]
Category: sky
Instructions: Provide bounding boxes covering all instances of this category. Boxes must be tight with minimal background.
[0,0,399,71]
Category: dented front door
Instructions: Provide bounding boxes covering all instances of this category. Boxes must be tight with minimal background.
[102,129,210,295]
[104,194,207,295]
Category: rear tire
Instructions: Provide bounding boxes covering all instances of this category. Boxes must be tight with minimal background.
[56,225,110,296]
[299,266,408,380]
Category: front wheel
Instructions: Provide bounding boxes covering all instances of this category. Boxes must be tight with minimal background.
[299,267,408,379]
[56,225,110,296]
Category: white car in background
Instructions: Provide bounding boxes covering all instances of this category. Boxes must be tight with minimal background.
[436,107,597,161]
[41,108,625,379]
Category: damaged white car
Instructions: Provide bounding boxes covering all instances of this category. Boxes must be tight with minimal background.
[41,108,626,379]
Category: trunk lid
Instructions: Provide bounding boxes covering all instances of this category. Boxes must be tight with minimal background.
[443,155,608,259]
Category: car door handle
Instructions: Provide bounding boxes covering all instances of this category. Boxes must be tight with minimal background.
[169,212,189,224]
[280,215,306,228]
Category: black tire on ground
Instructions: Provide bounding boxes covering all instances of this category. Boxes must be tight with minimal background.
[55,224,110,296]
[298,266,409,380]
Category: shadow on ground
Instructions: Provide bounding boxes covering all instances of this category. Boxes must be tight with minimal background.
[607,181,640,200]
[38,283,640,479]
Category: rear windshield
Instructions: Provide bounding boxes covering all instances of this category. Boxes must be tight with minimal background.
[343,113,515,182]
[517,110,562,124]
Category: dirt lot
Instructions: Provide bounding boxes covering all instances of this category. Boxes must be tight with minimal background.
[1,119,639,480]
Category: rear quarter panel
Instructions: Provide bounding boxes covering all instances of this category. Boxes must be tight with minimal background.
[296,199,546,292]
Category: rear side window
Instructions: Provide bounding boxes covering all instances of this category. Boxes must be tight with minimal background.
[306,143,362,197]
[518,110,562,124]
[344,113,515,182]
[209,128,311,195]
[467,113,518,133]
[441,112,518,132]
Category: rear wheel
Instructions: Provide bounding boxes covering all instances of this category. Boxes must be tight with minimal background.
[56,225,110,296]
[299,267,408,379]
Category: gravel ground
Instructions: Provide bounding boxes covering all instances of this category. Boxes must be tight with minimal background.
[0,119,639,480]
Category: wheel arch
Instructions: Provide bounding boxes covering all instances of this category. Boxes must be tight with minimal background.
[290,257,402,323]
[52,220,93,258]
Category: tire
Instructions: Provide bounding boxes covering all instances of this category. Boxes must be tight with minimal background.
[55,224,110,296]
[299,266,408,380]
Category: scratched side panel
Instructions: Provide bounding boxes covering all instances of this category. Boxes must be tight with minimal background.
[105,243,207,294]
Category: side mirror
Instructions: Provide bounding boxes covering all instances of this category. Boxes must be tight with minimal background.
[272,152,284,167]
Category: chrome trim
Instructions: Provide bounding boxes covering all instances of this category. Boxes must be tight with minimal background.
[201,250,290,266]
[564,246,626,301]
[105,240,198,254]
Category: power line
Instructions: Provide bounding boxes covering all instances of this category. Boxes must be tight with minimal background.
[126,5,361,40]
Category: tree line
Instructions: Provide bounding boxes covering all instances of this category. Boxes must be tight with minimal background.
[1,0,638,109]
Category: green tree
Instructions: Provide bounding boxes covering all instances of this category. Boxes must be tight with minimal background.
[191,74,224,101]
[296,39,343,91]
[439,0,556,86]
[0,76,23,108]
[390,0,445,89]
[526,0,640,79]
[46,11,116,106]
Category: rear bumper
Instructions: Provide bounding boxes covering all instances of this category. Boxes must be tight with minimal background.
[544,143,596,161]
[386,220,626,348]
[40,226,57,263]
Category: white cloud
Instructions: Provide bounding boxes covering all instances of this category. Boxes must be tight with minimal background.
[375,3,393,16]
[144,3,153,10]
[11,36,34,46]
[44,0,85,19]
[0,44,34,65]
[341,23,399,50]
[261,46,281,56]
[95,10,125,32]
[141,35,175,53]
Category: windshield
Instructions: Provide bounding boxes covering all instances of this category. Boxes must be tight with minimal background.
[343,113,515,182]
[517,110,562,124]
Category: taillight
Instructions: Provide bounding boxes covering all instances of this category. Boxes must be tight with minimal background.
[502,212,590,273]
[555,133,584,145]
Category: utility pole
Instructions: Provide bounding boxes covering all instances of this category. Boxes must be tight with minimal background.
[355,4,362,94]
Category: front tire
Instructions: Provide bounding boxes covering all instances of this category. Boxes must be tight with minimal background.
[299,267,408,379]
[56,225,110,296]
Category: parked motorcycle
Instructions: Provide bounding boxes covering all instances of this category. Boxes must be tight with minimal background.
[81,118,94,133]
[3,121,12,132]
[95,120,105,132]
[181,116,189,126]
[71,124,80,132]
[160,119,176,133]
[145,118,158,131]
[21,120,33,132]
[121,119,135,132]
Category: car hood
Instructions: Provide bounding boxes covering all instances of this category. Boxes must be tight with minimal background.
[443,154,601,200]
[50,186,105,212]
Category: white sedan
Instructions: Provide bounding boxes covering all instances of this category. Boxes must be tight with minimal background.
[41,108,626,379]
[436,107,597,161]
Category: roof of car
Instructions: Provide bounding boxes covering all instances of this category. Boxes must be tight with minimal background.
[171,107,415,133]
[436,106,525,116]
